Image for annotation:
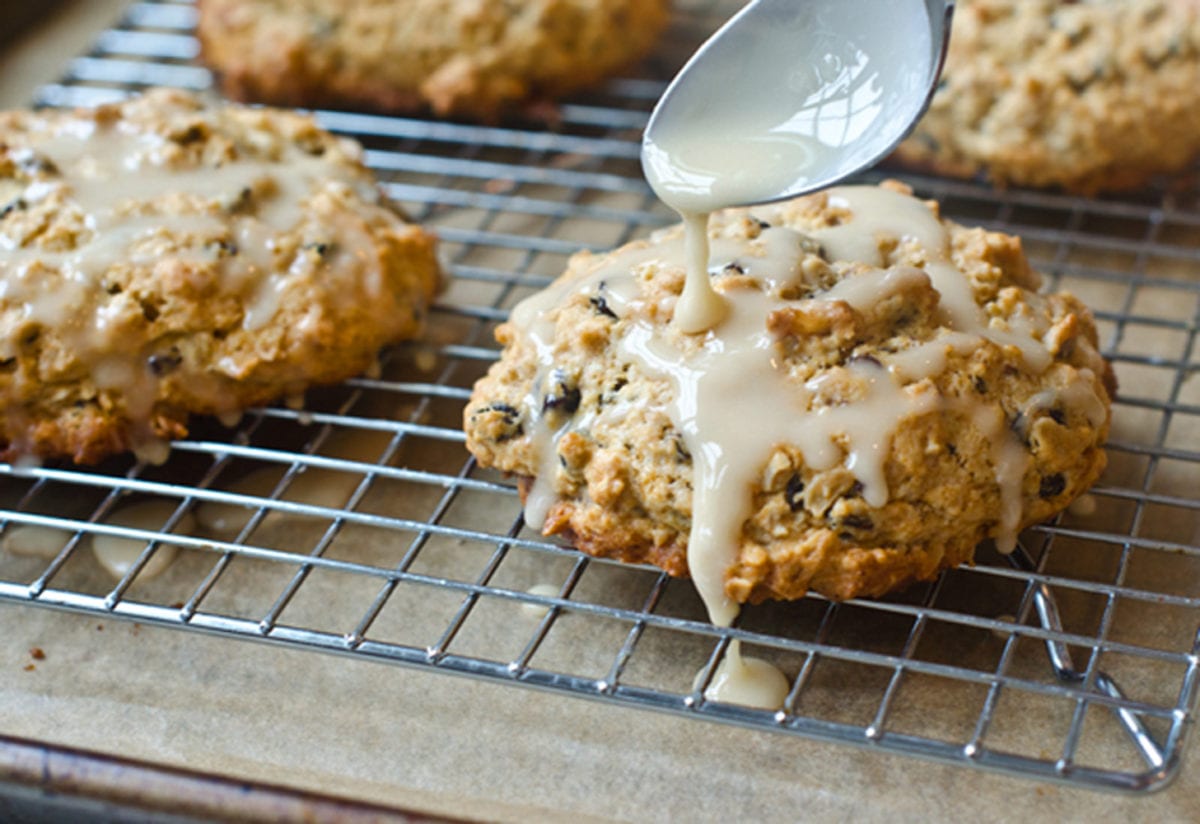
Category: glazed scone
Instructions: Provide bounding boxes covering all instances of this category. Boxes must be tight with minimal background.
[895,0,1200,192]
[465,182,1113,604]
[0,89,440,464]
[196,0,671,119]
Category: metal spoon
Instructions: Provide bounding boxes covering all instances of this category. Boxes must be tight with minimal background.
[642,0,954,212]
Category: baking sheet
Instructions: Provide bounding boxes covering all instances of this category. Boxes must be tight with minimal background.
[3,598,1198,822]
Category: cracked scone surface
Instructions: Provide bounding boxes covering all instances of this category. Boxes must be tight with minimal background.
[197,0,671,119]
[896,0,1200,192]
[0,89,440,464]
[464,183,1113,603]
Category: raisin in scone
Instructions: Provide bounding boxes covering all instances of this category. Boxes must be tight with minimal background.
[196,0,671,119]
[895,0,1200,192]
[0,89,440,464]
[465,182,1113,605]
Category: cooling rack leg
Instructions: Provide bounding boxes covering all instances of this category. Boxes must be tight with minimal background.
[1009,543,1166,769]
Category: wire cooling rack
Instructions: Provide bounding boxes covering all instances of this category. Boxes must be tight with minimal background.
[2,0,1199,796]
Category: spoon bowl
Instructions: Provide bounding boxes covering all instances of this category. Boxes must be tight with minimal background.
[643,0,954,212]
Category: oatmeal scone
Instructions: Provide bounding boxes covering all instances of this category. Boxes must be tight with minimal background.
[464,182,1113,603]
[0,89,440,464]
[196,0,671,119]
[896,0,1200,192]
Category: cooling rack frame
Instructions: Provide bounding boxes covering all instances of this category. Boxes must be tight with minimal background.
[0,0,1198,798]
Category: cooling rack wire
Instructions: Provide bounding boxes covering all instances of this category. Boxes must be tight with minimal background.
[1,0,1198,795]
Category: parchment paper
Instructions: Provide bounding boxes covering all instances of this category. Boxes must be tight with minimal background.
[0,2,1198,821]
[2,597,1198,823]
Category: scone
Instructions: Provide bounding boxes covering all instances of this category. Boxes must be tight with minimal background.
[196,0,672,119]
[464,182,1113,604]
[0,89,440,465]
[895,0,1200,192]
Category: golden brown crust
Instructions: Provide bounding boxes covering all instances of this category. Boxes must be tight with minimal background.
[0,89,441,464]
[465,185,1113,604]
[896,0,1200,192]
[196,0,671,119]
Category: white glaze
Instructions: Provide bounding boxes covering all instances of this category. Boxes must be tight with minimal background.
[521,583,562,618]
[0,102,382,458]
[414,348,439,373]
[92,500,195,582]
[511,186,1055,629]
[965,399,1027,555]
[194,428,390,536]
[815,187,1052,372]
[883,331,981,381]
[643,0,935,337]
[1025,373,1108,430]
[510,3,1059,700]
[992,614,1016,640]
[2,525,69,558]
[697,640,791,710]
[1068,493,1097,517]
[673,211,728,334]
[620,294,939,622]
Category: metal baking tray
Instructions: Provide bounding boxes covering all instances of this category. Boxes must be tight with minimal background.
[1,0,1198,802]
